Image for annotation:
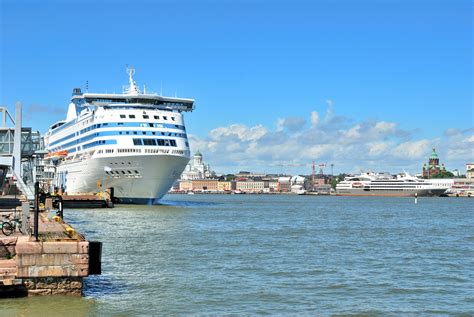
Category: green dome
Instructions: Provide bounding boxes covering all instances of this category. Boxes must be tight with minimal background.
[429,148,438,159]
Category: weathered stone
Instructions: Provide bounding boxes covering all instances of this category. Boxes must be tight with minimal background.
[16,266,30,277]
[36,282,58,289]
[15,240,42,254]
[28,289,52,296]
[78,241,89,254]
[42,242,78,254]
[58,278,71,289]
[52,288,72,295]
[69,289,82,296]
[70,281,82,289]
[23,279,36,290]
[71,254,89,264]
[17,254,37,266]
[35,254,71,266]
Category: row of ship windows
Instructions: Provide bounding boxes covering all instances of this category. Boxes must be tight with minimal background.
[133,138,177,147]
[118,131,186,137]
[119,114,175,121]
[96,148,186,155]
[105,170,140,175]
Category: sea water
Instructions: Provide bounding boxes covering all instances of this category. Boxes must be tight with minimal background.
[1,195,473,315]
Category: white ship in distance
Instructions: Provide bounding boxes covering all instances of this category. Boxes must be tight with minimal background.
[336,171,452,197]
[44,67,195,204]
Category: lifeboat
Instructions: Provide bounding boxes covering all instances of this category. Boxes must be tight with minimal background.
[45,150,68,161]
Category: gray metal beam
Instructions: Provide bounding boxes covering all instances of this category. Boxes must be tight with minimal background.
[14,102,22,177]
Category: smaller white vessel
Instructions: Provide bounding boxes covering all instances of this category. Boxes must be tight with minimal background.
[336,171,452,197]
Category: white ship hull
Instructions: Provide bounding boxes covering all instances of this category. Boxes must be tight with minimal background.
[56,154,189,204]
[45,68,196,204]
[336,188,447,197]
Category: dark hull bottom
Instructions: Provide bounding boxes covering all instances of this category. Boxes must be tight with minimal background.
[116,197,158,205]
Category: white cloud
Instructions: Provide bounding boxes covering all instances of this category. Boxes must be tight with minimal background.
[188,108,471,174]
[392,140,431,159]
[374,121,397,133]
[310,111,319,128]
[368,142,390,156]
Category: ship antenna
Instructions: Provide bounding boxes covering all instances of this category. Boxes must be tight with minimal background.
[126,66,141,95]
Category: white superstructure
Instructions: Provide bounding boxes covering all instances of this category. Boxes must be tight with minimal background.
[44,68,195,204]
[336,172,452,197]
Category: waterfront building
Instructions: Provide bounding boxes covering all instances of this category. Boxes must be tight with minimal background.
[277,177,292,192]
[181,150,215,180]
[189,179,219,191]
[422,148,447,178]
[466,163,474,179]
[268,181,278,192]
[179,180,193,191]
[236,180,267,193]
[218,181,236,191]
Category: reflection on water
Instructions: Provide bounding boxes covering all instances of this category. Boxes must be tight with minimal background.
[1,195,473,315]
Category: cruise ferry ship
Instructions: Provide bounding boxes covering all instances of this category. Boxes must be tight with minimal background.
[44,68,194,204]
[336,172,451,197]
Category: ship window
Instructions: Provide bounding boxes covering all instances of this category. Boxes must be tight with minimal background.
[133,131,137,135]
[135,170,139,174]
[126,132,129,135]
[164,140,170,146]
[154,116,159,119]
[161,132,165,136]
[121,171,126,174]
[142,132,146,135]
[128,170,132,174]
[120,114,126,118]
[143,115,149,119]
[171,117,175,121]
[170,140,177,147]
[143,139,157,146]
[118,123,124,126]
[129,115,135,119]
[133,138,142,145]
[157,139,165,146]
[149,123,153,127]
[152,132,156,135]
[163,116,168,120]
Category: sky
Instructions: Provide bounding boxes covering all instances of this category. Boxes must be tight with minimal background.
[0,0,472,175]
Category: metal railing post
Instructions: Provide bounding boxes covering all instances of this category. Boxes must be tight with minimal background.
[34,181,39,241]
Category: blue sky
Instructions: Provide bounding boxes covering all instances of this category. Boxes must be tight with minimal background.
[1,0,472,174]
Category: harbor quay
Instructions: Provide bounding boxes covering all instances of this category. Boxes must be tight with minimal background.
[0,195,101,297]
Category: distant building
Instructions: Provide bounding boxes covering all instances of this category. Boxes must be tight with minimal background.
[236,180,266,193]
[181,150,216,180]
[466,163,474,179]
[422,148,447,178]
[277,177,292,192]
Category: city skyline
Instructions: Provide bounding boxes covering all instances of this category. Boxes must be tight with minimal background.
[1,0,472,174]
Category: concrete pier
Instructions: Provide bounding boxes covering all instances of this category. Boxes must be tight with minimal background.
[0,211,98,297]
